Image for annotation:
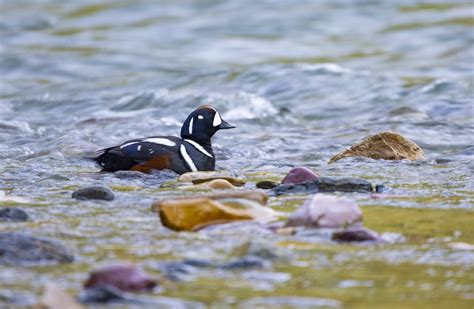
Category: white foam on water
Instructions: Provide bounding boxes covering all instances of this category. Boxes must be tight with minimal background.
[208,92,278,120]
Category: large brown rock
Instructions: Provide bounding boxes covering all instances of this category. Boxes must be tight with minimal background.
[328,131,424,163]
[151,191,268,210]
[156,198,253,231]
[285,194,363,228]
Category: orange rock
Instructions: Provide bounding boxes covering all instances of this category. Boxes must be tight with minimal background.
[151,191,268,212]
[157,198,253,231]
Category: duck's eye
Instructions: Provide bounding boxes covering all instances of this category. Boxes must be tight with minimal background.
[198,115,204,120]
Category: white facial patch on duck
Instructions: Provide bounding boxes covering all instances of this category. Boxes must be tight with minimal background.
[180,144,198,172]
[188,117,194,135]
[213,111,222,127]
[184,139,213,158]
[143,138,176,147]
[198,115,204,119]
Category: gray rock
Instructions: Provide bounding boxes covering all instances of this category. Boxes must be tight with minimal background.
[158,256,270,281]
[0,291,36,307]
[0,232,74,266]
[273,176,381,196]
[220,256,268,270]
[0,208,29,222]
[79,286,205,308]
[72,186,114,201]
[79,286,143,305]
[239,296,341,308]
[256,180,279,189]
[332,227,380,242]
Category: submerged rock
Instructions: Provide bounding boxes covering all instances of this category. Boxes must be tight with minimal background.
[79,286,144,305]
[179,171,228,182]
[0,207,29,222]
[204,179,235,190]
[448,242,474,251]
[0,291,36,307]
[329,131,424,163]
[286,194,363,229]
[281,166,319,185]
[72,186,114,201]
[84,264,157,292]
[332,227,380,242]
[220,256,269,270]
[0,232,74,265]
[179,171,245,186]
[158,259,211,281]
[79,286,205,307]
[198,220,274,236]
[273,177,380,195]
[192,177,245,187]
[156,198,253,231]
[235,239,287,260]
[239,296,341,308]
[158,256,269,281]
[256,180,279,189]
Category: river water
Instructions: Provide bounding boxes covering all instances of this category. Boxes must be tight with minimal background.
[1,0,473,307]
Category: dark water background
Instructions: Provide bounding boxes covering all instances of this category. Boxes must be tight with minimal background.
[1,0,473,307]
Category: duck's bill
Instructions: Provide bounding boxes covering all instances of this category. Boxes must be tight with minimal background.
[218,120,235,129]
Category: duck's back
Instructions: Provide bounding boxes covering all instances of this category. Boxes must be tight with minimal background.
[94,136,189,174]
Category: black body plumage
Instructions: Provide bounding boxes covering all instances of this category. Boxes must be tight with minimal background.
[93,106,234,174]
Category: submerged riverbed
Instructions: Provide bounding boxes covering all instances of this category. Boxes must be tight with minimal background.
[1,0,473,307]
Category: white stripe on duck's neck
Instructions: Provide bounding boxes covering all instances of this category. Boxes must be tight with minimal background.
[184,139,213,158]
[180,144,198,171]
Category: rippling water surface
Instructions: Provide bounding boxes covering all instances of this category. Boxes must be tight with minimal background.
[1,0,473,307]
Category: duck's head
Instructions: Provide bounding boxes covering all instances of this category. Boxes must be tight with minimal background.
[181,105,235,144]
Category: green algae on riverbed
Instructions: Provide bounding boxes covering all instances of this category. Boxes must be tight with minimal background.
[363,206,474,244]
[157,206,474,308]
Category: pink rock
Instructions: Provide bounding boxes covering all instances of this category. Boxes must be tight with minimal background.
[281,167,319,185]
[286,194,363,228]
[84,264,156,292]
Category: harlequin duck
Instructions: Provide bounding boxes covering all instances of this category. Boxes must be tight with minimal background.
[93,105,235,174]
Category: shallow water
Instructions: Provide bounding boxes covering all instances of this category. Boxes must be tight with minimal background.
[0,0,473,307]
